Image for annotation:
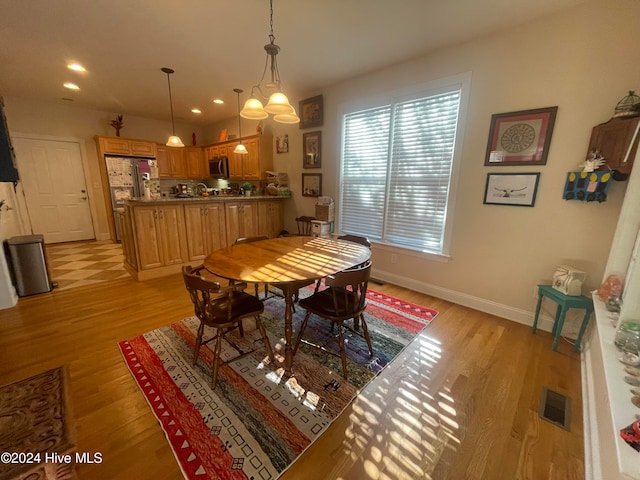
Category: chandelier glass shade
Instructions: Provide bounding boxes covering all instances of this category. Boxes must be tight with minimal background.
[240,0,299,124]
[161,67,184,147]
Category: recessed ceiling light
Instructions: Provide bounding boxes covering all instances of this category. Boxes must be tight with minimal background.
[213,99,224,104]
[67,63,86,72]
[63,83,80,90]
[191,108,202,114]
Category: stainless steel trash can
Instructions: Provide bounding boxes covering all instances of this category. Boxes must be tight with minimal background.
[5,234,52,296]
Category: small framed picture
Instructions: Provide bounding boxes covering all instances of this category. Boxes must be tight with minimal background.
[303,131,321,168]
[484,107,557,166]
[276,134,289,153]
[483,172,540,207]
[302,173,322,197]
[299,95,323,129]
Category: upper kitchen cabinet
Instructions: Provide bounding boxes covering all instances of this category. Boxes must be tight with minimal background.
[185,147,207,178]
[588,116,640,176]
[97,136,156,157]
[228,134,273,180]
[157,144,187,179]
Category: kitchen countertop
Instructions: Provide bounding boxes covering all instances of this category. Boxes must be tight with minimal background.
[125,194,291,205]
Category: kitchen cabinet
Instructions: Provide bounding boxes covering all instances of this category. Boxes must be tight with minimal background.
[184,203,227,261]
[157,144,188,178]
[204,145,219,162]
[225,201,259,244]
[185,147,207,179]
[120,197,289,280]
[204,134,273,180]
[588,116,640,176]
[258,199,284,239]
[132,204,186,270]
[117,209,137,268]
[228,144,243,179]
[98,136,156,157]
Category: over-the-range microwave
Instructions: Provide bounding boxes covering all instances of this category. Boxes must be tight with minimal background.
[209,157,229,178]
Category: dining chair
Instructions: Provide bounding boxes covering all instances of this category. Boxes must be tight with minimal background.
[295,216,316,236]
[293,260,373,379]
[182,265,274,389]
[337,234,371,249]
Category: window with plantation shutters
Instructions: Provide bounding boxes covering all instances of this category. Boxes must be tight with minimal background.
[339,78,468,256]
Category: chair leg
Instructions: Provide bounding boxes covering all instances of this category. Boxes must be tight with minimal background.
[256,315,275,361]
[336,322,348,379]
[211,330,223,389]
[193,322,205,365]
[359,314,373,356]
[293,312,312,356]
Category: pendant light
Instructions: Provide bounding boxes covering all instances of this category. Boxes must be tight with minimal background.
[161,67,184,147]
[233,88,248,155]
[240,0,300,124]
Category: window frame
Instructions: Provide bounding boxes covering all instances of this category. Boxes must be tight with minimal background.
[337,72,471,260]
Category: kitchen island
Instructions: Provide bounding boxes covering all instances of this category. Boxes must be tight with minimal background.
[120,195,290,280]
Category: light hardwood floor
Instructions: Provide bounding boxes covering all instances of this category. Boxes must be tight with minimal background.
[0,274,583,479]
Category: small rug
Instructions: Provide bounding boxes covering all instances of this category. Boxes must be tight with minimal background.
[0,367,76,480]
[119,288,437,479]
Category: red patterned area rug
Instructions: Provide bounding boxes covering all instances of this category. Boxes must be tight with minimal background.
[119,288,437,479]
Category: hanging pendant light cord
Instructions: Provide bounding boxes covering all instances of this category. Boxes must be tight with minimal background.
[166,73,177,135]
[234,88,243,139]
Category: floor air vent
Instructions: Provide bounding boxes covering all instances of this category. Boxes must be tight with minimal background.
[539,387,571,431]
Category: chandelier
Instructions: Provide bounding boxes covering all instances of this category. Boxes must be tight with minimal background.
[240,0,300,124]
[161,67,184,147]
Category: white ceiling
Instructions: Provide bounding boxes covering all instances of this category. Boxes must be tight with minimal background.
[0,0,584,126]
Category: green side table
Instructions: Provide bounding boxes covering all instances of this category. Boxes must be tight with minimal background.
[532,284,594,352]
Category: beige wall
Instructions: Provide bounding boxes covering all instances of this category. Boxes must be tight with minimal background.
[2,97,202,239]
[2,0,638,328]
[251,0,640,328]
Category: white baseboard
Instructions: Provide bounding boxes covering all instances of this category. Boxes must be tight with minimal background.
[371,267,559,333]
[95,233,111,241]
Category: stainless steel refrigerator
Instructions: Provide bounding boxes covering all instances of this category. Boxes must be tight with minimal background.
[105,156,154,240]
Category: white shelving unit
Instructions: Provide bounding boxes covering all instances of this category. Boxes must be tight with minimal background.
[583,147,640,479]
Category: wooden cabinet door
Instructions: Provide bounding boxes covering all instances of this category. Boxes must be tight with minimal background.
[203,203,227,252]
[156,145,172,178]
[225,202,242,245]
[183,204,207,261]
[100,137,131,155]
[133,206,163,270]
[157,205,186,265]
[167,147,186,178]
[258,200,284,239]
[242,138,260,179]
[227,142,243,179]
[588,117,640,175]
[185,147,205,178]
[239,201,259,238]
[225,201,257,244]
[130,141,156,157]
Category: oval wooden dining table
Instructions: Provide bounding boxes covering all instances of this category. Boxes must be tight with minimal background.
[203,236,371,374]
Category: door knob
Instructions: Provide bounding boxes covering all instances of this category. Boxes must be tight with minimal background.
[81,189,86,193]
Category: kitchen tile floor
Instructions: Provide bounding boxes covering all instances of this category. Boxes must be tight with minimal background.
[45,240,129,291]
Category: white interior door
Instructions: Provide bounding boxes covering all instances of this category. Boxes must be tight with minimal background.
[12,137,94,243]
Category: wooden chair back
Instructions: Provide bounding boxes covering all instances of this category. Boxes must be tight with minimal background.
[324,260,371,318]
[337,234,371,249]
[182,265,250,326]
[295,216,316,236]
